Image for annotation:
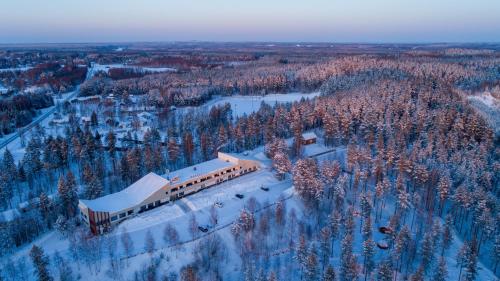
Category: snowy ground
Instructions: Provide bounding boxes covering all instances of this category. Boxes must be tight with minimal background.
[0,66,33,72]
[89,63,176,77]
[178,92,321,118]
[468,91,500,136]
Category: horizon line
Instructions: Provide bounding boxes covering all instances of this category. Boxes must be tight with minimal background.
[1,40,500,47]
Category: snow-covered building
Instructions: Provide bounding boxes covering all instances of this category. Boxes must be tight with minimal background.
[301,132,317,145]
[78,152,260,234]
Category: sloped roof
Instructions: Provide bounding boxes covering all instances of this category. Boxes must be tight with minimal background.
[163,158,234,184]
[80,172,169,213]
[302,132,317,140]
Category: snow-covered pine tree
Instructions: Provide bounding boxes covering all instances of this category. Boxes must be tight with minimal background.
[376,260,392,281]
[323,265,336,281]
[420,231,434,269]
[339,233,357,281]
[432,257,447,281]
[29,245,53,281]
[362,237,375,280]
[272,152,291,180]
[441,215,453,256]
[85,174,102,199]
[292,159,322,206]
[304,246,319,281]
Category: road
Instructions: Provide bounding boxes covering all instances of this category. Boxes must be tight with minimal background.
[0,65,93,150]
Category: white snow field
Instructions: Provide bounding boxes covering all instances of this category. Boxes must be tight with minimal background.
[179,92,321,118]
[89,63,176,77]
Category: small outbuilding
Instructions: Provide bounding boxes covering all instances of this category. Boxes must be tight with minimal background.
[301,132,317,145]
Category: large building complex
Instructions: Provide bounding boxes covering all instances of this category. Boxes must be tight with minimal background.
[79,152,260,234]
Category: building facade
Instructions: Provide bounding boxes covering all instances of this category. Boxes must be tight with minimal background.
[78,152,260,234]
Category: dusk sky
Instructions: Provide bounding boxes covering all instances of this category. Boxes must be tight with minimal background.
[1,0,499,43]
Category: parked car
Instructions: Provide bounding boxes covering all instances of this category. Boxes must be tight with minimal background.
[198,226,209,233]
[260,185,269,191]
[235,194,244,199]
[214,201,223,208]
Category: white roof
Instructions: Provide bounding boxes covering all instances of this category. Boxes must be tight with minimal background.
[302,132,317,140]
[80,172,169,213]
[164,158,235,184]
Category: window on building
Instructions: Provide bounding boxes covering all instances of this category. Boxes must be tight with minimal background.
[186,182,193,187]
[172,188,178,192]
[226,169,231,173]
[140,205,146,211]
[128,210,133,215]
[119,213,126,218]
[111,216,117,221]
[147,203,154,209]
[155,200,160,206]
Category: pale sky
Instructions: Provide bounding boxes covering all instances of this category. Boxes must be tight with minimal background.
[0,0,499,43]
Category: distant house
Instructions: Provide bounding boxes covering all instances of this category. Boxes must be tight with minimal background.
[78,152,261,234]
[301,132,317,145]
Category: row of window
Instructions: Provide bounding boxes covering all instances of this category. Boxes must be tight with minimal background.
[111,209,134,222]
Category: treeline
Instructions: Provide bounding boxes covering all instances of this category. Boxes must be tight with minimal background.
[0,93,53,135]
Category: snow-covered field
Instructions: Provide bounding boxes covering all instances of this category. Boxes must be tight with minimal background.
[468,91,500,135]
[0,66,33,72]
[179,92,321,118]
[89,63,176,77]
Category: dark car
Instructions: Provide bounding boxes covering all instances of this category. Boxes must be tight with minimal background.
[198,226,208,232]
[235,194,244,199]
[260,185,269,191]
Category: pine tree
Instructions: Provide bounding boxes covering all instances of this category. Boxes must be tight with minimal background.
[319,227,331,269]
[463,241,478,281]
[54,215,69,237]
[3,149,17,182]
[0,223,14,257]
[267,271,276,281]
[293,159,322,206]
[272,152,291,180]
[330,211,341,248]
[304,246,319,281]
[323,266,336,281]
[432,257,447,281]
[437,172,450,213]
[296,235,308,276]
[376,260,392,281]
[493,234,500,274]
[85,174,102,199]
[29,245,53,281]
[23,138,43,187]
[420,231,434,268]
[182,132,194,165]
[441,215,453,256]
[340,234,357,281]
[167,138,180,166]
[410,267,425,281]
[362,238,375,279]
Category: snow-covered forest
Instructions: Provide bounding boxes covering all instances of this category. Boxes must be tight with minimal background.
[0,43,499,281]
